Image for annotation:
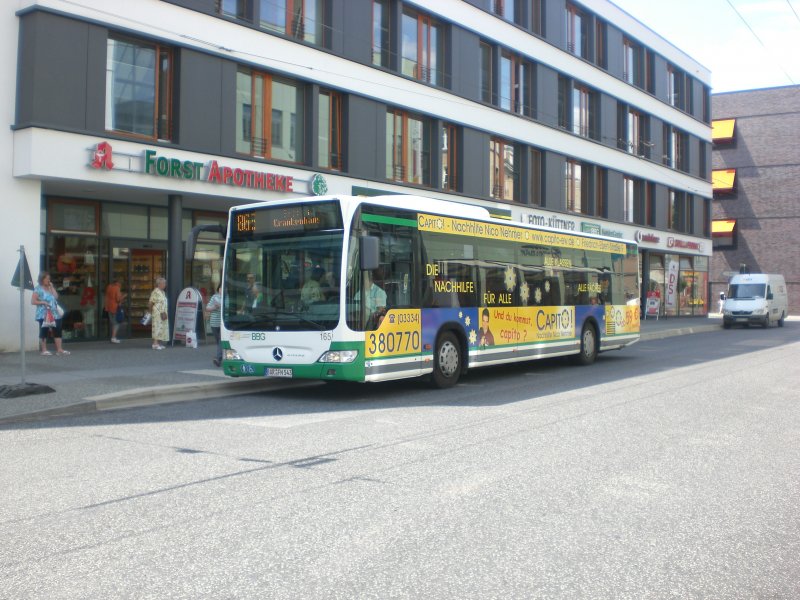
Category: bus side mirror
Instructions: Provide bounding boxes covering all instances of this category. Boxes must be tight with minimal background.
[359,236,380,271]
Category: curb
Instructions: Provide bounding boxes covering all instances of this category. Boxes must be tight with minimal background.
[640,323,721,342]
[0,377,311,425]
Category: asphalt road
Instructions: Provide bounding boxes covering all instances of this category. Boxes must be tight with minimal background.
[2,324,799,599]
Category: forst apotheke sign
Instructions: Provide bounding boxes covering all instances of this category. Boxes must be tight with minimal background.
[89,142,327,195]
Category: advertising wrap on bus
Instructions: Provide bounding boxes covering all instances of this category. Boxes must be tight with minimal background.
[218,195,640,388]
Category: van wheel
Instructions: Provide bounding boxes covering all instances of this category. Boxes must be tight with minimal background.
[574,323,598,366]
[431,331,461,388]
[778,312,785,327]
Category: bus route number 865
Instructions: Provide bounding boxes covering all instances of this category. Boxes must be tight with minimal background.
[367,330,420,356]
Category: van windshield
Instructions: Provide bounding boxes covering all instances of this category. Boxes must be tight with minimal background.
[728,283,766,299]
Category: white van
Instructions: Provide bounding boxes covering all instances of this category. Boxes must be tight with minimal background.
[722,273,789,328]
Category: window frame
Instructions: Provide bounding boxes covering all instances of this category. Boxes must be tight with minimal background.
[441,123,458,191]
[565,3,588,59]
[500,50,531,116]
[401,7,445,86]
[105,35,174,142]
[236,68,305,163]
[318,89,343,171]
[489,137,517,202]
[386,108,432,186]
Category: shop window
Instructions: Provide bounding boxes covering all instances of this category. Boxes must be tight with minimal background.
[46,235,100,341]
[48,200,99,235]
[106,36,173,141]
[102,204,148,238]
[386,108,432,185]
[236,69,305,163]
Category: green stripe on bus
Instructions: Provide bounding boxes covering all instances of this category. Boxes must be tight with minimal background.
[362,213,418,228]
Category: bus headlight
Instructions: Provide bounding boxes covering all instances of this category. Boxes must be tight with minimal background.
[318,350,358,363]
[224,348,243,361]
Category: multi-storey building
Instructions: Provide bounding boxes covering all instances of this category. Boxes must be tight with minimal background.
[711,85,799,314]
[3,0,712,350]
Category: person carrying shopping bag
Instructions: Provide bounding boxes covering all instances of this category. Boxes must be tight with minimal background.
[31,271,70,355]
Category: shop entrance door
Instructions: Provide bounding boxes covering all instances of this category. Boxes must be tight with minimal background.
[105,245,166,339]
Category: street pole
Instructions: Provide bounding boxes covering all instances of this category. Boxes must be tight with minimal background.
[19,246,26,384]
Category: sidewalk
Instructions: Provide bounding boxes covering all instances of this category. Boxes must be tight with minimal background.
[0,316,728,424]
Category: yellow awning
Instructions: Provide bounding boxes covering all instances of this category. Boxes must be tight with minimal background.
[712,219,736,235]
[712,119,736,142]
[712,169,736,192]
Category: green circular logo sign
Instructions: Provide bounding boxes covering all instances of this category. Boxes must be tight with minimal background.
[310,174,328,196]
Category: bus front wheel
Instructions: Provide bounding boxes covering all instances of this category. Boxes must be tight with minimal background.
[431,331,461,388]
[574,323,598,366]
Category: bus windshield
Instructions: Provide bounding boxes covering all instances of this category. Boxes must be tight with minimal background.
[223,202,343,331]
[728,283,766,299]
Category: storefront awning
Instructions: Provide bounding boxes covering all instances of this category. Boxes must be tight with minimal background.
[712,169,736,194]
[712,219,736,236]
[712,119,736,143]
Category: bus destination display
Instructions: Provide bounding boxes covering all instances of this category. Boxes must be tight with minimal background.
[232,202,342,237]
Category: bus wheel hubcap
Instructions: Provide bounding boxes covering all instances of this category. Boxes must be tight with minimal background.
[583,330,595,357]
[438,341,459,377]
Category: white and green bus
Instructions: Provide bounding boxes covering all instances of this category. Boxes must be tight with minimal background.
[218,195,640,388]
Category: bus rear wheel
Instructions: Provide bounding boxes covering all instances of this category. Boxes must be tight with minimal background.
[431,331,461,388]
[574,323,598,366]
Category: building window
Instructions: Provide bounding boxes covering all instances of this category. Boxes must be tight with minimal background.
[626,108,646,156]
[441,124,458,191]
[386,109,431,185]
[623,38,642,87]
[565,3,588,58]
[500,51,532,116]
[479,42,493,103]
[220,0,253,21]
[699,140,707,179]
[372,0,390,68]
[236,69,305,163]
[623,176,638,223]
[490,138,517,201]
[712,169,737,197]
[712,219,736,248]
[401,8,445,86]
[571,84,596,139]
[668,189,689,232]
[260,0,326,46]
[667,64,690,110]
[528,148,541,206]
[595,167,606,217]
[645,49,655,93]
[712,119,736,144]
[318,90,342,171]
[595,19,606,68]
[565,160,584,214]
[645,182,655,227]
[106,37,173,141]
[671,129,688,172]
[493,0,516,22]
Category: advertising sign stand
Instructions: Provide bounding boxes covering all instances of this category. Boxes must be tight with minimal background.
[1,246,53,398]
[172,287,204,348]
[644,291,660,320]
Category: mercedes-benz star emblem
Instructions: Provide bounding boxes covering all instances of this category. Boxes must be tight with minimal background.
[272,348,284,361]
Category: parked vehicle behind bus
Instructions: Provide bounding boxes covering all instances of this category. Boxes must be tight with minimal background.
[722,273,788,328]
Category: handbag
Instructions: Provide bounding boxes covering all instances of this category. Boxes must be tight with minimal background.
[43,309,56,328]
[140,311,152,326]
[55,304,65,319]
[115,306,125,323]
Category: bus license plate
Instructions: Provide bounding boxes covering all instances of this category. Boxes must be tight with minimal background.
[267,368,293,378]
